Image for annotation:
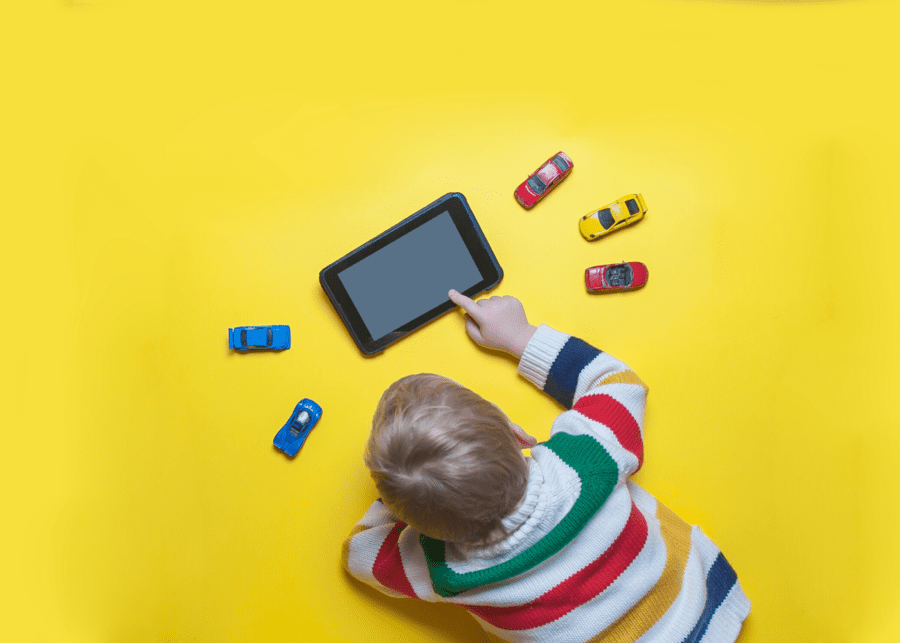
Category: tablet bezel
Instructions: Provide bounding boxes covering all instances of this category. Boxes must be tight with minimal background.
[319,193,503,355]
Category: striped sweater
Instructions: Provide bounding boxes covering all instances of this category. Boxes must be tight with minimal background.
[343,325,750,642]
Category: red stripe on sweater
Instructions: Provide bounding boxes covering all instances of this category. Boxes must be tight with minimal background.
[573,393,644,470]
[463,503,649,631]
[372,522,417,598]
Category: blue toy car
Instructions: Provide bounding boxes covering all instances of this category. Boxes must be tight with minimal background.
[228,325,291,351]
[274,399,322,457]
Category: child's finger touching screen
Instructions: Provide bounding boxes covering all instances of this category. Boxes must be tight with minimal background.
[448,290,536,357]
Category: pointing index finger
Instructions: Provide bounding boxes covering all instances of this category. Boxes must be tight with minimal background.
[448,289,483,320]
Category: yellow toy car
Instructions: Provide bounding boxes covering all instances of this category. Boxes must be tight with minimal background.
[579,194,647,241]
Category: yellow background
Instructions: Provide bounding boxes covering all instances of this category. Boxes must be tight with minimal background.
[2,1,898,641]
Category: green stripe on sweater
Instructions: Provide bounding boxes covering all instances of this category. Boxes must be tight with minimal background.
[421,432,619,598]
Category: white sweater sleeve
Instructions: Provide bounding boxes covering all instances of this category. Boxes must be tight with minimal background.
[518,324,648,477]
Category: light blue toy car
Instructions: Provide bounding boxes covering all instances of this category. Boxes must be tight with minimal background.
[274,399,322,457]
[228,325,291,351]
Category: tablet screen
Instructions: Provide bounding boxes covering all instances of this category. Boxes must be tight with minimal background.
[336,210,483,341]
[320,192,503,354]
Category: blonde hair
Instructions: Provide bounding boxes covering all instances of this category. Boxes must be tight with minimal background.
[365,374,528,545]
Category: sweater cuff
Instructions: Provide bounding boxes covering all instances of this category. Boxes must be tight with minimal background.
[517,324,571,391]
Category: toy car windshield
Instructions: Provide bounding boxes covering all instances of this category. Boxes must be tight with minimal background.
[290,411,312,434]
[552,155,570,172]
[597,208,615,229]
[528,175,547,194]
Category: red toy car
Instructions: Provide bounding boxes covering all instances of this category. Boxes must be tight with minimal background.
[585,262,649,293]
[514,152,573,209]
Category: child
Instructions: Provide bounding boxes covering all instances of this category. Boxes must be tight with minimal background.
[342,290,750,643]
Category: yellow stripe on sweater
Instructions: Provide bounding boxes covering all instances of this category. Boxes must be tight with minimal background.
[587,500,691,642]
[596,370,649,393]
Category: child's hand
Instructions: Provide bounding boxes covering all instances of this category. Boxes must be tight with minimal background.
[448,290,537,358]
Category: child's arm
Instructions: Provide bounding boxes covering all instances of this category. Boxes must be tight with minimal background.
[342,499,437,601]
[448,290,647,477]
[447,289,638,398]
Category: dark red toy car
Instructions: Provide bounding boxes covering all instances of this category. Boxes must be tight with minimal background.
[585,262,649,293]
[514,152,573,209]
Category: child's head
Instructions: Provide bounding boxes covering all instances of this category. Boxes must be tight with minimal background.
[365,374,529,545]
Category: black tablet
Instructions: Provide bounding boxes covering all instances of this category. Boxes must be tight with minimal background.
[320,193,503,354]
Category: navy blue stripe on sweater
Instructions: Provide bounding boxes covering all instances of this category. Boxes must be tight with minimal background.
[544,337,601,409]
[681,553,738,643]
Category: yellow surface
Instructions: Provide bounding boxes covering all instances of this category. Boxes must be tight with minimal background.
[2,1,899,641]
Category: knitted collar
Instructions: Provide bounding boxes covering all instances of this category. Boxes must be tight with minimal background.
[422,433,619,597]
[452,458,546,561]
